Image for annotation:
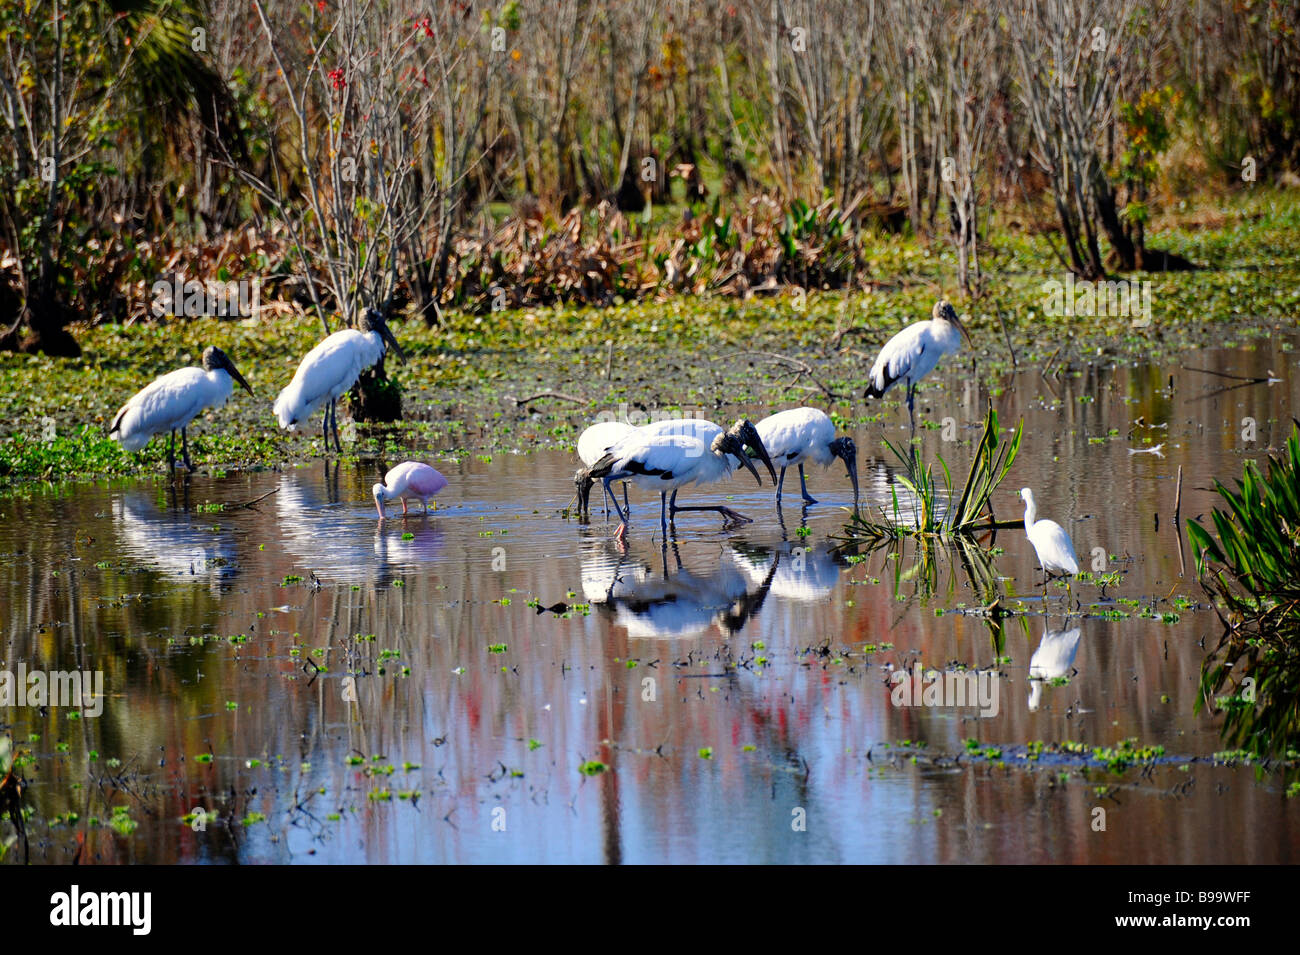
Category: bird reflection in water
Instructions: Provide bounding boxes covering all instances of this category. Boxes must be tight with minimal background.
[581,533,782,640]
[1027,623,1082,712]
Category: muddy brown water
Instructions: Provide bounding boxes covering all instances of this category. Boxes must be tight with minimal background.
[2,336,1298,863]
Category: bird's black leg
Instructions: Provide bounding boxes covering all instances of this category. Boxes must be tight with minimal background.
[669,501,754,526]
[604,477,627,524]
[181,428,194,472]
[660,491,668,535]
[668,486,751,525]
[799,464,817,504]
[167,430,176,471]
[907,385,917,438]
[331,400,343,454]
[775,467,786,505]
[622,482,629,515]
[607,476,630,541]
[322,406,330,453]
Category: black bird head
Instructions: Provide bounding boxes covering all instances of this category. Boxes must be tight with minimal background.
[361,308,406,363]
[935,299,972,347]
[202,346,254,396]
[713,431,761,485]
[727,419,777,483]
[828,435,859,508]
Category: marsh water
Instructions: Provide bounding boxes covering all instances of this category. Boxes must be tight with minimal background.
[3,334,1299,864]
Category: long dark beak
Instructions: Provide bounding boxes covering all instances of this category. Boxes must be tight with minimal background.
[227,360,254,396]
[955,315,973,348]
[748,436,778,483]
[734,443,762,485]
[382,324,407,363]
[739,425,777,483]
[844,453,860,509]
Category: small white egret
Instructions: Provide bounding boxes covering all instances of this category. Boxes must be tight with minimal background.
[1020,487,1079,591]
[373,462,448,519]
[109,345,253,471]
[273,308,404,453]
[1028,625,1082,711]
[575,420,638,516]
[754,407,858,508]
[864,300,971,435]
[586,426,766,538]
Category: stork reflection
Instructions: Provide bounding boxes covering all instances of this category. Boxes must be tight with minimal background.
[582,534,782,640]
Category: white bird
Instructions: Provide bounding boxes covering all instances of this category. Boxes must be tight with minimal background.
[1027,625,1082,711]
[755,407,859,508]
[109,345,253,471]
[577,418,776,525]
[585,426,768,538]
[373,462,448,519]
[273,308,404,453]
[1020,487,1079,590]
[575,420,638,516]
[864,300,971,435]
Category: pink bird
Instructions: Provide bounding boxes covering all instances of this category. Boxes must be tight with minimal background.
[372,462,448,518]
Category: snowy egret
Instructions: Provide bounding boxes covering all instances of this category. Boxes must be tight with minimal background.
[373,462,448,518]
[273,308,404,453]
[755,407,858,508]
[1020,487,1078,590]
[864,300,970,435]
[109,345,253,471]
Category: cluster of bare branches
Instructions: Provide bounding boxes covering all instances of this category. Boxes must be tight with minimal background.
[1,0,1298,352]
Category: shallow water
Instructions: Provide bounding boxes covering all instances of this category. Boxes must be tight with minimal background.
[2,335,1298,864]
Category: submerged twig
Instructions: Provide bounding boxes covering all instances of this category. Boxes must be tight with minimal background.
[234,486,280,509]
[503,390,585,406]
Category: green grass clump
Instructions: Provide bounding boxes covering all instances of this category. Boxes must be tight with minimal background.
[1190,425,1300,759]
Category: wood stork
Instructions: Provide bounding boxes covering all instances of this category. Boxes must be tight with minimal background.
[585,426,766,538]
[755,407,859,508]
[109,345,253,471]
[576,418,776,522]
[575,420,637,516]
[1027,625,1082,711]
[373,461,448,518]
[273,308,404,453]
[864,300,971,435]
[1020,487,1078,591]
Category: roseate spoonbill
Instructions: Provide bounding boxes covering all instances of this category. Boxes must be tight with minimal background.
[1020,487,1079,590]
[373,462,447,518]
[273,308,404,453]
[864,300,971,435]
[754,407,858,508]
[109,345,253,471]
